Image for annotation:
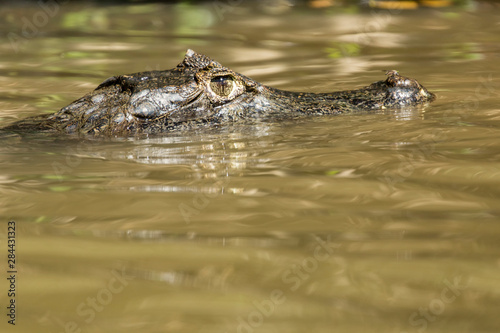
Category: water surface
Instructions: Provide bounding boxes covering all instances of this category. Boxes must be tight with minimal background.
[1,2,500,333]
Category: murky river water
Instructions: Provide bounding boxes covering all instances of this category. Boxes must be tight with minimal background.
[1,1,500,332]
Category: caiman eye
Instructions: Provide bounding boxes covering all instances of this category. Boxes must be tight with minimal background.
[210,75,235,97]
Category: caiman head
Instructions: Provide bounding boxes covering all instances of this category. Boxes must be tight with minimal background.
[46,49,266,135]
[6,49,435,136]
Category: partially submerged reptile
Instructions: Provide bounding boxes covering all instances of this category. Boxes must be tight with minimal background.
[4,49,435,136]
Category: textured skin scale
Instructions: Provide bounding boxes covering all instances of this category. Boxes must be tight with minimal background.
[4,50,435,136]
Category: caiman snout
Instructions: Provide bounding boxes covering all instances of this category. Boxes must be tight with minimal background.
[383,70,435,105]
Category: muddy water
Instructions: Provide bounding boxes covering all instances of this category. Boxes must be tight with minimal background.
[1,2,500,333]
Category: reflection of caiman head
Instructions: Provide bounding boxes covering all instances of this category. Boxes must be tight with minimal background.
[7,49,435,136]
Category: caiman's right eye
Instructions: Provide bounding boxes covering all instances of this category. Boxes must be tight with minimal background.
[197,70,245,104]
[210,75,235,97]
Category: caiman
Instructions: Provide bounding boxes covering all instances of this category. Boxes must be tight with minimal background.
[3,49,435,136]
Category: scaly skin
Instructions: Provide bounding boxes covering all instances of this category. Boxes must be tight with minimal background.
[4,50,435,136]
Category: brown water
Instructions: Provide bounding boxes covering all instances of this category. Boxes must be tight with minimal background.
[1,1,500,333]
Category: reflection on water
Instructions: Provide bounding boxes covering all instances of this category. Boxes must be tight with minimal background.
[1,1,500,333]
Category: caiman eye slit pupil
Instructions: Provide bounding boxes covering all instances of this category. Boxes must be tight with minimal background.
[210,75,234,97]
